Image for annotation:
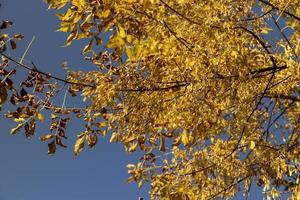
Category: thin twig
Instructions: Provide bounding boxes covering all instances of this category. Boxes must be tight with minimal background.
[242,9,273,21]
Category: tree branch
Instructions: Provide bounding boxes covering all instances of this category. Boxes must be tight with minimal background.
[0,52,95,88]
[258,0,300,21]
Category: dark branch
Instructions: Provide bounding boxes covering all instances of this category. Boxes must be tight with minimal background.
[259,0,300,21]
[121,82,189,92]
[0,52,95,88]
[159,0,202,26]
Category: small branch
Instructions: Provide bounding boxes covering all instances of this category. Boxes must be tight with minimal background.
[237,26,276,66]
[265,93,300,101]
[121,82,189,92]
[136,10,193,51]
[161,20,193,51]
[0,52,95,88]
[242,8,273,21]
[159,0,202,26]
[258,0,300,21]
[207,176,250,200]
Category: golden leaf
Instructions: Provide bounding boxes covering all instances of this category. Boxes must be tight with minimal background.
[72,0,86,10]
[109,132,118,143]
[86,134,98,148]
[10,123,24,135]
[39,134,55,142]
[64,30,77,46]
[118,25,126,39]
[138,180,143,188]
[36,112,44,122]
[82,39,93,54]
[249,141,256,150]
[44,0,68,9]
[181,129,189,147]
[74,134,85,156]
[128,142,138,153]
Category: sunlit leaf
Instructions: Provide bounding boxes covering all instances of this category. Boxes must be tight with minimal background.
[36,112,44,122]
[39,134,55,142]
[10,123,24,135]
[74,134,85,156]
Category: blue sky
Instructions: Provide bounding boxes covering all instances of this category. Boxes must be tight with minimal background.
[0,1,148,199]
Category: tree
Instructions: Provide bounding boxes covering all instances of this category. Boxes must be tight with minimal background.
[1,0,300,199]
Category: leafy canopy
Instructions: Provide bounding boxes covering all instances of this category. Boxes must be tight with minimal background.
[1,0,300,199]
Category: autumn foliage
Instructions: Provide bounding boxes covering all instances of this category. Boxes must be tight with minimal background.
[1,0,300,199]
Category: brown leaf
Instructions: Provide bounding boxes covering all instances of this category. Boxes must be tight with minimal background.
[20,88,28,98]
[0,84,7,109]
[159,136,166,152]
[4,78,13,89]
[10,40,16,50]
[10,94,18,105]
[0,20,13,29]
[48,140,56,155]
[58,129,67,139]
[24,118,35,138]
[13,34,24,40]
[94,35,102,45]
[56,136,67,148]
[86,134,97,148]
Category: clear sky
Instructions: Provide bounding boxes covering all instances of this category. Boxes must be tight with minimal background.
[0,1,148,200]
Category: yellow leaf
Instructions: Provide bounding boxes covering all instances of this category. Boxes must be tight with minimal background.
[74,134,85,156]
[82,39,93,54]
[14,118,26,123]
[96,121,106,127]
[118,25,126,39]
[107,35,125,49]
[181,129,189,147]
[249,141,256,150]
[125,46,135,61]
[37,112,44,122]
[72,0,86,10]
[10,123,24,135]
[109,132,118,143]
[138,180,144,188]
[101,9,111,19]
[128,142,138,153]
[86,134,98,148]
[64,30,77,47]
[57,22,76,32]
[126,164,135,169]
[260,27,272,34]
[44,0,68,9]
[39,134,55,141]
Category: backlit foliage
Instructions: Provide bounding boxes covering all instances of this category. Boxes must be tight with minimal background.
[2,0,300,199]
